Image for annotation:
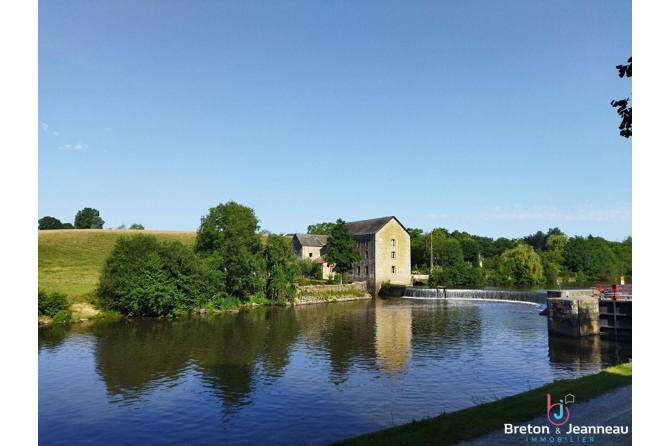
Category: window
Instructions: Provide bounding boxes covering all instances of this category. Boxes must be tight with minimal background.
[392,266,396,274]
[391,239,395,246]
[309,253,313,258]
[357,266,361,274]
[365,266,369,275]
[391,251,395,259]
[365,251,369,259]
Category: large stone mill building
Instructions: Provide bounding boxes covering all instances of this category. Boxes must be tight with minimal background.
[291,216,411,293]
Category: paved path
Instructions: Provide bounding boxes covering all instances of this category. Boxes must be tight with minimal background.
[457,385,632,446]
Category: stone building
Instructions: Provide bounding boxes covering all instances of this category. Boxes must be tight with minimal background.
[291,233,333,279]
[346,217,412,292]
[291,216,412,292]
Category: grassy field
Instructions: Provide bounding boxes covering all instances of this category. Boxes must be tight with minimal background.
[38,229,197,304]
[335,362,632,445]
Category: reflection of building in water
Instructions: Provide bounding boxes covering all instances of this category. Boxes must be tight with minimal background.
[375,300,412,386]
[548,335,602,372]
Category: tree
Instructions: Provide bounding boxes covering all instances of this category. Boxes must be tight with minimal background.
[61,223,75,229]
[90,216,104,229]
[611,57,632,138]
[194,201,265,298]
[296,258,320,278]
[497,243,543,284]
[98,234,216,316]
[74,207,104,229]
[324,219,362,279]
[129,223,145,230]
[38,216,63,230]
[460,237,481,264]
[523,231,546,252]
[263,235,299,305]
[307,222,335,235]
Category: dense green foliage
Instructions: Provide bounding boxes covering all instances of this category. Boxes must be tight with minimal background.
[307,222,335,235]
[129,223,145,230]
[38,290,70,317]
[324,219,362,276]
[410,227,632,287]
[98,234,217,316]
[52,310,75,324]
[74,207,104,229]
[497,243,543,284]
[263,235,299,305]
[296,258,320,279]
[90,216,104,229]
[195,201,265,299]
[38,216,65,230]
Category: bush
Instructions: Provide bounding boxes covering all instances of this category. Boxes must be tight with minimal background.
[38,290,69,317]
[98,234,219,317]
[210,294,239,310]
[52,310,74,324]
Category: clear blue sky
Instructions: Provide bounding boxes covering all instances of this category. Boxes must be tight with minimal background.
[38,0,632,240]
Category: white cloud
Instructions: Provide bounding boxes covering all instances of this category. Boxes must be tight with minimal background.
[74,142,87,150]
[52,131,59,136]
[60,144,72,150]
[40,122,48,130]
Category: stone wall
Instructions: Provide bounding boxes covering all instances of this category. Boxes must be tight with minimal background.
[547,296,600,337]
[292,282,372,306]
[374,220,412,290]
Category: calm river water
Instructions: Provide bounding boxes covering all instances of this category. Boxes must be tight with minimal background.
[38,297,631,445]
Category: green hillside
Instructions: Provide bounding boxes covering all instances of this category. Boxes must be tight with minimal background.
[38,229,197,304]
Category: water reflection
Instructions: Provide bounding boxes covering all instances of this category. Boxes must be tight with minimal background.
[374,298,412,386]
[38,323,72,353]
[39,298,632,446]
[548,334,632,373]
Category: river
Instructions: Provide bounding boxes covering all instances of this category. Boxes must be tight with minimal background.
[38,296,631,445]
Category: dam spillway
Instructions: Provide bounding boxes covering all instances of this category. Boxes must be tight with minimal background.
[402,288,547,305]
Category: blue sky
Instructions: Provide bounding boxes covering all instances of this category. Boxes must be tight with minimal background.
[38,0,632,240]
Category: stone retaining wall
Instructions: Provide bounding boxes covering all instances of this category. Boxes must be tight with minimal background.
[292,282,372,305]
[548,296,600,337]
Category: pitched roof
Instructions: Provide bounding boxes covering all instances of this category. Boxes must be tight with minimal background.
[346,216,408,236]
[293,233,329,247]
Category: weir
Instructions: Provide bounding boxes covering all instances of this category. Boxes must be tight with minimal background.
[402,288,547,305]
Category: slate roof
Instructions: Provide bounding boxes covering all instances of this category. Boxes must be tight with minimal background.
[346,216,408,236]
[294,233,329,247]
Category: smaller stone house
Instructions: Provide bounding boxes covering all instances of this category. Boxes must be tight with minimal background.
[291,233,333,279]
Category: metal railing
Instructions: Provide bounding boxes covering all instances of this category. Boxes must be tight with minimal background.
[592,284,632,301]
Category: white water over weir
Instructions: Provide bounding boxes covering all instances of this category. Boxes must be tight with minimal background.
[403,288,547,305]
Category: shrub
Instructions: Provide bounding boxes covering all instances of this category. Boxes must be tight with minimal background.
[210,294,239,310]
[98,234,219,316]
[52,310,74,324]
[38,290,69,317]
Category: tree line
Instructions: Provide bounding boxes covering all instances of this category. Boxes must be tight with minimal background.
[407,227,632,287]
[97,202,361,317]
[39,207,144,230]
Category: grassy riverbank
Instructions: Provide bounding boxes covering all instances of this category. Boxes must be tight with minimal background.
[38,229,197,304]
[335,361,632,445]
